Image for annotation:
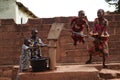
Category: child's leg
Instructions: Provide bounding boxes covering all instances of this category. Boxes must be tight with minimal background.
[86,52,92,64]
[102,53,108,68]
[71,34,78,46]
[74,40,77,46]
[82,37,85,44]
[102,41,108,68]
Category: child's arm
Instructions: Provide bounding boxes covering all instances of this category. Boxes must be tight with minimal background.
[84,16,90,35]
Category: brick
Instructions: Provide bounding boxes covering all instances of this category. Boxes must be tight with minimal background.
[115,26,120,34]
[28,25,40,30]
[108,78,120,80]
[65,49,88,57]
[60,56,89,63]
[38,31,48,38]
[74,56,90,62]
[61,56,76,63]
[62,43,88,50]
[0,33,3,39]
[0,40,15,47]
[1,19,15,25]
[108,54,120,62]
[41,18,56,24]
[108,25,116,35]
[40,24,51,31]
[3,25,16,32]
[105,15,115,21]
[0,57,16,65]
[109,35,120,41]
[0,69,2,77]
[114,14,120,21]
[60,30,71,36]
[0,77,11,80]
[17,24,30,32]
[3,70,12,77]
[1,32,22,40]
[16,24,32,32]
[15,25,22,32]
[27,18,42,24]
[109,21,120,27]
[55,17,71,23]
[63,23,71,29]
[59,36,73,43]
[109,48,120,55]
[109,41,120,49]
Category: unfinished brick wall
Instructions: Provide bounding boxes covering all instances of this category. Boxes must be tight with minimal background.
[0,17,72,65]
[0,19,51,65]
[0,15,120,65]
[58,14,120,63]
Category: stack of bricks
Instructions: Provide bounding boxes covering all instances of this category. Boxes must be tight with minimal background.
[0,65,13,80]
[0,15,120,65]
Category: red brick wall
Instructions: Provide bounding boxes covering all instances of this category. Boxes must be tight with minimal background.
[58,14,120,63]
[0,15,120,65]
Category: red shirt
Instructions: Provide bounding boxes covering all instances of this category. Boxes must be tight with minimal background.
[71,17,86,32]
[93,18,108,35]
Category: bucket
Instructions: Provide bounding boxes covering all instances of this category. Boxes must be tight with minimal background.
[30,57,49,72]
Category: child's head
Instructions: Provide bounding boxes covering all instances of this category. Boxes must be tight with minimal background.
[24,38,31,46]
[31,29,38,37]
[78,10,85,18]
[97,9,105,18]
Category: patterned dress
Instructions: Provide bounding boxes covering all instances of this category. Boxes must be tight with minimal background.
[20,44,31,71]
[89,18,109,56]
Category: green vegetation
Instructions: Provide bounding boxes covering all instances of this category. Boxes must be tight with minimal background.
[105,0,120,13]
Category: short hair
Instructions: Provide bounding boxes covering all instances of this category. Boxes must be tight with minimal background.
[23,38,31,44]
[31,29,38,34]
[97,9,105,15]
[78,10,85,15]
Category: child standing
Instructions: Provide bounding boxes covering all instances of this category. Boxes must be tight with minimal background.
[19,38,31,72]
[86,9,109,68]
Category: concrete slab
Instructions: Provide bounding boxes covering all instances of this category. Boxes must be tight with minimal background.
[18,65,99,80]
[99,69,120,79]
[12,63,120,80]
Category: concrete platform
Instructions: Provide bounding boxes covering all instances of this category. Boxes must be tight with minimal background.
[99,69,120,79]
[18,65,99,80]
[12,62,120,80]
